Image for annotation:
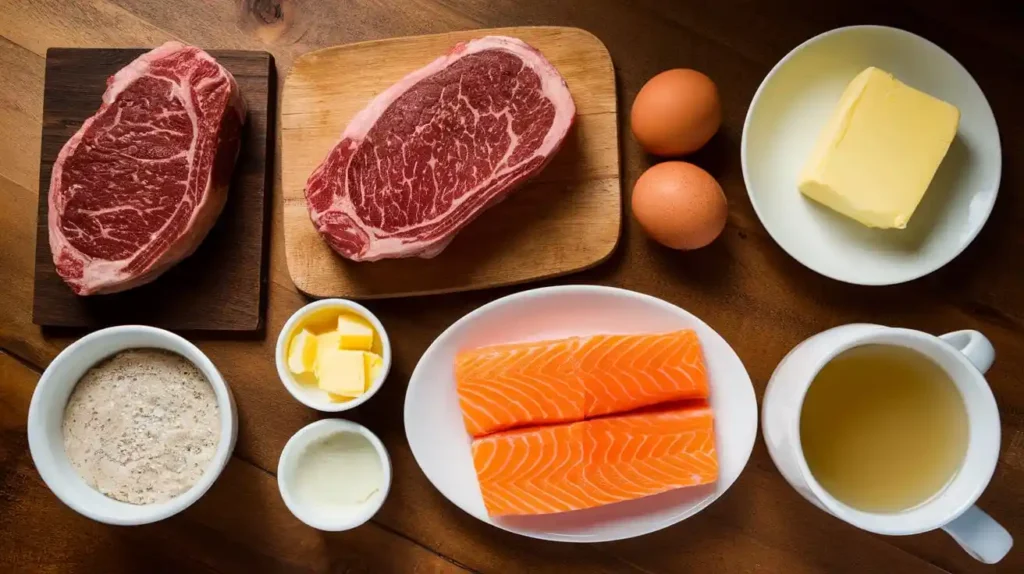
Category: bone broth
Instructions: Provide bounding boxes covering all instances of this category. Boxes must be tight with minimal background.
[799,344,968,513]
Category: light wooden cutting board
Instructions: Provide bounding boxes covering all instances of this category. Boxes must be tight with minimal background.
[281,26,619,298]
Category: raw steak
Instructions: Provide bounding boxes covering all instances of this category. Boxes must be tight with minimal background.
[48,42,246,295]
[305,36,576,261]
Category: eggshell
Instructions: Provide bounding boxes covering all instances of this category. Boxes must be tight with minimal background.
[631,69,722,156]
[632,161,727,250]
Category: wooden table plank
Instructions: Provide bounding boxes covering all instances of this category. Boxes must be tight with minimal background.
[0,37,43,122]
[0,0,1021,572]
[0,38,44,192]
[0,175,58,366]
[0,0,173,56]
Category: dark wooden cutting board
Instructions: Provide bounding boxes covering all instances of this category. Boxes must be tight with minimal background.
[32,48,274,332]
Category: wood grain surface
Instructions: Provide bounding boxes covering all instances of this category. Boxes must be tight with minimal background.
[0,1,1022,573]
[281,26,619,298]
[32,48,274,331]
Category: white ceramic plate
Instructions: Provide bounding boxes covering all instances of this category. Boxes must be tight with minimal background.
[742,25,1000,285]
[404,285,758,542]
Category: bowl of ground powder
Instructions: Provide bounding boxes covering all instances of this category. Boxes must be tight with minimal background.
[28,326,237,525]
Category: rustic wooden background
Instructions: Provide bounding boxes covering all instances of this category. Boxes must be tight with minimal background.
[0,1,1020,573]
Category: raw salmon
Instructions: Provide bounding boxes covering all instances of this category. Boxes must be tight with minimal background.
[581,331,709,417]
[456,330,709,437]
[472,401,718,516]
[456,337,586,437]
[471,423,591,515]
[585,402,718,508]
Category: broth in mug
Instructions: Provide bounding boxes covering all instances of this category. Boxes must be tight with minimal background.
[800,344,968,513]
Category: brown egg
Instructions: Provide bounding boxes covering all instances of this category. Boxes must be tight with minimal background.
[631,69,722,156]
[632,161,727,250]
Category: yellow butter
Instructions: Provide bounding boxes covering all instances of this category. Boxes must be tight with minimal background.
[316,349,366,398]
[798,67,960,229]
[336,314,375,351]
[364,352,383,387]
[287,328,318,375]
[315,331,343,365]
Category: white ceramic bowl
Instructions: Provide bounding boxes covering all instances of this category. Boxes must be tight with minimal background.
[277,418,392,531]
[404,285,758,542]
[275,299,392,412]
[742,25,1001,285]
[27,325,238,526]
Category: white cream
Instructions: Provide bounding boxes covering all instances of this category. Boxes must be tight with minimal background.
[293,431,383,508]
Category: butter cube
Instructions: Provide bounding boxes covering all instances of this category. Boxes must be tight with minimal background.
[286,328,318,375]
[798,67,960,229]
[316,331,343,365]
[364,352,384,384]
[336,314,375,350]
[316,349,366,398]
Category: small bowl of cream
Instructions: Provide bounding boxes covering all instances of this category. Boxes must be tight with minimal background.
[277,418,391,531]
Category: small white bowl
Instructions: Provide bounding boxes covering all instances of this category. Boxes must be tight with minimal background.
[277,418,391,531]
[275,299,392,412]
[742,25,1000,285]
[27,326,238,526]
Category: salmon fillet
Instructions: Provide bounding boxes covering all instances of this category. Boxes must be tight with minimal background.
[581,331,709,417]
[472,401,718,516]
[456,330,709,437]
[585,402,718,508]
[471,423,592,515]
[456,337,586,437]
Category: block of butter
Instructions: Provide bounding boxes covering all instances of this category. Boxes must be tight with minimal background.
[317,349,366,398]
[364,352,383,382]
[321,350,384,402]
[315,331,342,363]
[287,328,318,374]
[336,314,375,351]
[798,67,960,229]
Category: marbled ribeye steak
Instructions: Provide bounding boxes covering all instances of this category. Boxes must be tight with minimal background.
[48,41,246,295]
[304,36,576,262]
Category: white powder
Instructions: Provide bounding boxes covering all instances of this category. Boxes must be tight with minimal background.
[62,349,221,505]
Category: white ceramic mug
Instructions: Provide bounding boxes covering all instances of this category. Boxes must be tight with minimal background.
[762,324,1012,563]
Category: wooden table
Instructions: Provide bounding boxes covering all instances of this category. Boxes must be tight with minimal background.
[0,1,1020,572]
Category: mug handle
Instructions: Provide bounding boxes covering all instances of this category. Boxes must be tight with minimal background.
[942,506,1013,564]
[938,330,1011,563]
[940,330,995,374]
